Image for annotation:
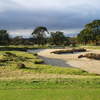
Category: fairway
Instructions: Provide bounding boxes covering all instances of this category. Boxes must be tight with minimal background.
[0,89,100,100]
[0,78,100,100]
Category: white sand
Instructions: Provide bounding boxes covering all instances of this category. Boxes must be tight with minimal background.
[38,49,100,74]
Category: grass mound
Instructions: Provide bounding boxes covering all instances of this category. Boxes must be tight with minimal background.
[34,59,44,64]
[0,52,28,63]
[17,63,26,69]
[78,53,100,60]
[0,45,48,51]
[51,48,86,54]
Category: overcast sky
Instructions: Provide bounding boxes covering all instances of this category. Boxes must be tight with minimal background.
[0,0,100,37]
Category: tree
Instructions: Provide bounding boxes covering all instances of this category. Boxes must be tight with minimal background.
[0,30,9,45]
[10,36,35,45]
[32,26,49,45]
[50,31,68,45]
[10,36,24,45]
[77,20,100,45]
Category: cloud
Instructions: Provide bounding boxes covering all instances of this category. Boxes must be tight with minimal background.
[0,0,100,37]
[0,0,100,12]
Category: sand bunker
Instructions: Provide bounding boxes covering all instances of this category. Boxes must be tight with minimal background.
[38,49,100,74]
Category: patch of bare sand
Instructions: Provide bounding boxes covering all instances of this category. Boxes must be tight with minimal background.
[38,49,100,74]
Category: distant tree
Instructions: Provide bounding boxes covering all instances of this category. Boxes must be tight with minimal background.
[10,36,34,45]
[69,37,77,47]
[32,26,49,45]
[77,20,100,45]
[50,31,68,45]
[0,30,9,45]
[10,36,24,45]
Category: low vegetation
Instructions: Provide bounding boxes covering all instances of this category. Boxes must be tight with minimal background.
[0,45,48,51]
[34,59,44,64]
[1,78,100,89]
[78,53,100,60]
[0,78,100,100]
[51,48,86,54]
[17,63,26,69]
[80,46,100,50]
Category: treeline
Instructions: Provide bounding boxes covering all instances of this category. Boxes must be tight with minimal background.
[77,20,100,45]
[0,20,100,46]
[0,27,76,46]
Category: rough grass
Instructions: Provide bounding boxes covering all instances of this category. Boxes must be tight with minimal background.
[51,48,86,54]
[1,78,100,89]
[78,53,100,60]
[0,51,93,79]
[0,45,48,51]
[80,46,100,50]
[0,78,100,100]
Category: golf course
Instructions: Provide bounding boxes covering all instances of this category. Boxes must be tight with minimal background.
[0,45,100,100]
[0,15,100,99]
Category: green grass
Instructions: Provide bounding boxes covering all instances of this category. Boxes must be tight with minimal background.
[0,45,49,51]
[80,46,100,49]
[1,78,100,89]
[0,88,100,100]
[0,78,100,100]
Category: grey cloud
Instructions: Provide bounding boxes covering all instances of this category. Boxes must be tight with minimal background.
[0,0,100,37]
[0,10,99,30]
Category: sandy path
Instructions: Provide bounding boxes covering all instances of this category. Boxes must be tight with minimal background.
[38,49,100,74]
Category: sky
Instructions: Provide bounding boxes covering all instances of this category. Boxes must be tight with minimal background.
[0,0,100,37]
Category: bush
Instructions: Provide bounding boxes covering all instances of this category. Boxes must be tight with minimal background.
[72,48,86,52]
[78,55,84,58]
[0,53,13,62]
[17,63,26,69]
[5,52,17,57]
[0,59,8,63]
[33,53,38,56]
[78,53,100,60]
[34,59,44,64]
[51,48,86,54]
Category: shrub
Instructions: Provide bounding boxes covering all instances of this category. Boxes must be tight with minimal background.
[34,59,44,64]
[72,48,86,52]
[78,55,84,58]
[51,48,86,54]
[5,52,17,57]
[0,59,8,62]
[17,63,26,69]
[78,53,100,60]
[33,53,38,56]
